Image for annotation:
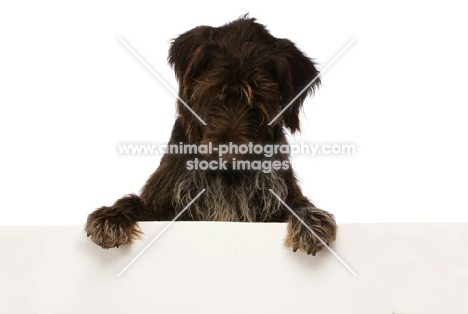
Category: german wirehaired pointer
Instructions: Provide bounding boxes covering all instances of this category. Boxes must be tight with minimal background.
[86,16,337,255]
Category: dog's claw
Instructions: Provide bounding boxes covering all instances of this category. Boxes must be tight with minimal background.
[87,233,90,237]
[116,244,119,248]
[293,247,298,253]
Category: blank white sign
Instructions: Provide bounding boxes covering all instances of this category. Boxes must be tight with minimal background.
[1,222,467,313]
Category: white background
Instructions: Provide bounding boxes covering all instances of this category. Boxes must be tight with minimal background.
[0,0,467,225]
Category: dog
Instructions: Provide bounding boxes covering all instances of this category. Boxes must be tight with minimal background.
[86,16,337,255]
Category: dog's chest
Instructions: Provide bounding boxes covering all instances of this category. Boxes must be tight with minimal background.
[173,170,288,222]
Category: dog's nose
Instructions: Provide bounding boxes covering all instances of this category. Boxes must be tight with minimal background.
[218,152,242,162]
[200,142,247,163]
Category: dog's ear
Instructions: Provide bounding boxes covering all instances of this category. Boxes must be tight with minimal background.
[275,39,321,133]
[168,26,216,88]
[168,26,217,142]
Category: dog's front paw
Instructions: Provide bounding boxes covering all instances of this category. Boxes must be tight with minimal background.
[85,205,142,249]
[284,207,337,256]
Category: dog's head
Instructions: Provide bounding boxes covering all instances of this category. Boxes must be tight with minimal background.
[168,16,320,160]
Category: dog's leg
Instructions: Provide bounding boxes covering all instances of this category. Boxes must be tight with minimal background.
[282,171,337,255]
[85,119,193,248]
[85,160,178,249]
[85,194,147,249]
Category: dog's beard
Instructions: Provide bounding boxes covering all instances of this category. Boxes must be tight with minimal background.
[172,165,288,221]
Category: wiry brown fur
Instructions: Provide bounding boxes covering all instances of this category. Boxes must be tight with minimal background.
[86,16,337,255]
[173,168,288,222]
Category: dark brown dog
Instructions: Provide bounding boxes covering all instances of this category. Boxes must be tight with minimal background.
[86,16,337,255]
